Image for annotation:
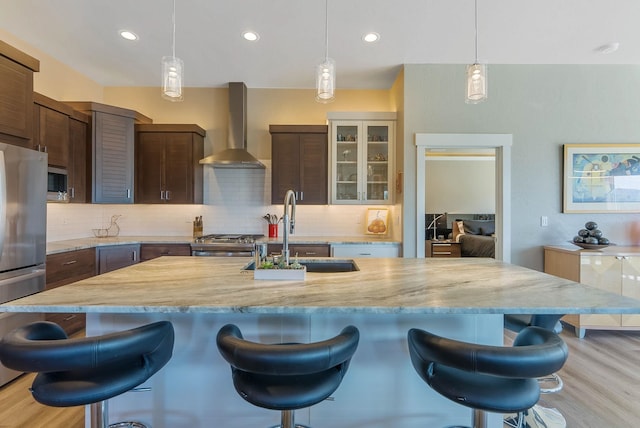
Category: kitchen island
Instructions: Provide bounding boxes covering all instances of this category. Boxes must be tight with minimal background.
[2,256,640,428]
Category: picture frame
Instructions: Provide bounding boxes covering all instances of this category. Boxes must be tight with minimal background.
[563,143,640,213]
[366,208,389,235]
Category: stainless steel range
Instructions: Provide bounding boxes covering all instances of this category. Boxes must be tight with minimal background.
[191,234,264,257]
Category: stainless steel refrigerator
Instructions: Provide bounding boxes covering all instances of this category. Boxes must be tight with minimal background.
[0,143,47,386]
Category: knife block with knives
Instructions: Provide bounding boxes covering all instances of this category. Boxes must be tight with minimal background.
[193,216,203,238]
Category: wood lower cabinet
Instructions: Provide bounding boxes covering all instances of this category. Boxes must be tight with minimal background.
[97,244,140,274]
[0,41,38,146]
[140,243,192,261]
[270,125,328,205]
[544,245,640,337]
[331,243,401,258]
[267,244,330,257]
[135,124,205,204]
[45,248,96,335]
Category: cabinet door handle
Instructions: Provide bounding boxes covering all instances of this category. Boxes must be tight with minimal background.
[127,189,131,199]
[63,314,77,321]
[69,187,75,199]
[300,191,304,201]
[305,252,317,255]
[62,260,78,265]
[160,190,165,200]
[358,253,372,256]
[166,190,171,200]
[132,250,137,262]
[43,145,48,153]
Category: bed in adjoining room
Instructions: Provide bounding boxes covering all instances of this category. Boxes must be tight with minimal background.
[451,217,496,258]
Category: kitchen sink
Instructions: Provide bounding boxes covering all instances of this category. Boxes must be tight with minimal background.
[243,259,359,273]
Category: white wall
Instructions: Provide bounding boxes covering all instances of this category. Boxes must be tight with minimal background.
[402,64,640,269]
[425,157,495,214]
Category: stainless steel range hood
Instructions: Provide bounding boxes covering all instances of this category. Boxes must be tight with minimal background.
[199,82,265,169]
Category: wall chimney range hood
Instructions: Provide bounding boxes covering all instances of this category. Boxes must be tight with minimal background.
[200,82,265,169]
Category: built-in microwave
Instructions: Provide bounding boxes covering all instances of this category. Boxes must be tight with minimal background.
[47,167,68,202]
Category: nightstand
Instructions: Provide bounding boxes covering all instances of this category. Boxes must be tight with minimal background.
[425,240,461,258]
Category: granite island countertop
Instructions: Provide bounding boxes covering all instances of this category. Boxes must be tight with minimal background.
[3,256,640,315]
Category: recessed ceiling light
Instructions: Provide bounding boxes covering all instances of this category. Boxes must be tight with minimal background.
[119,30,138,41]
[596,42,620,54]
[242,31,260,42]
[362,32,380,43]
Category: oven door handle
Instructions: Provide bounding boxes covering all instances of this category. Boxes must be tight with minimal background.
[192,250,254,257]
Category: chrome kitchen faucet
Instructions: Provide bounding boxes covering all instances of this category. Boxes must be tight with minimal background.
[282,190,297,265]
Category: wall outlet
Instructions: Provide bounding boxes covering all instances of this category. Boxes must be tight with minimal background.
[540,216,548,227]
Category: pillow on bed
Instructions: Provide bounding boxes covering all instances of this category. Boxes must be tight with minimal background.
[462,219,495,236]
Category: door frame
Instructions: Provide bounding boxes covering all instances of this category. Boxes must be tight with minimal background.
[415,133,512,262]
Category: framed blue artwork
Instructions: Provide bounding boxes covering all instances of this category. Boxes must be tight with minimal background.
[564,143,640,212]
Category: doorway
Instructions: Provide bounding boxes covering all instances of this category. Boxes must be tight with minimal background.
[415,133,512,262]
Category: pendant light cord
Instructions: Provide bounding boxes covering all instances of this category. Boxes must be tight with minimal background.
[474,0,478,63]
[324,0,329,61]
[172,0,176,59]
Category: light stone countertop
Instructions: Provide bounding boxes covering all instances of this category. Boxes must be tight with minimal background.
[3,256,639,315]
[46,235,401,255]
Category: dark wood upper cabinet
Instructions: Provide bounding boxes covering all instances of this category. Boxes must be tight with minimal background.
[66,102,152,204]
[135,124,205,204]
[270,125,328,205]
[67,112,90,203]
[33,92,72,168]
[0,41,38,146]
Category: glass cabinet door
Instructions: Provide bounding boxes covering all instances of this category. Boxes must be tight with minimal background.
[334,123,362,203]
[330,118,394,205]
[364,123,390,202]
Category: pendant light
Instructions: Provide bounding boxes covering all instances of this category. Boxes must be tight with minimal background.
[466,0,487,104]
[161,0,184,101]
[316,0,335,103]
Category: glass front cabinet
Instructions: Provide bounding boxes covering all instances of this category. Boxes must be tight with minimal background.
[329,113,395,205]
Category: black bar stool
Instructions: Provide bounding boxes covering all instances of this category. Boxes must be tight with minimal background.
[407,326,568,428]
[503,314,566,426]
[216,323,359,428]
[0,320,174,428]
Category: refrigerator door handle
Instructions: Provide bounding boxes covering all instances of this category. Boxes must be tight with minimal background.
[0,267,46,288]
[0,151,6,259]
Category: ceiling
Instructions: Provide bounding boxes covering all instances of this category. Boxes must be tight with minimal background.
[2,0,639,90]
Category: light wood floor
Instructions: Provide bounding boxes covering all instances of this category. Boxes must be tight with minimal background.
[1,326,638,427]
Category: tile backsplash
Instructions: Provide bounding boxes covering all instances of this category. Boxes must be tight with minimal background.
[47,160,400,242]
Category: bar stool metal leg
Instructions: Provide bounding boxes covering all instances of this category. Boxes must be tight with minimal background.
[90,401,108,428]
[267,410,311,428]
[89,396,149,428]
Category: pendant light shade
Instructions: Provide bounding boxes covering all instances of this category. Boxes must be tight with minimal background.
[316,58,335,103]
[466,0,487,104]
[316,0,335,103]
[162,0,183,102]
[466,63,487,104]
[162,56,184,101]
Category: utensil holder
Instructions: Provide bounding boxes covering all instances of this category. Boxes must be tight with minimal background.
[193,222,203,238]
[268,224,278,238]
